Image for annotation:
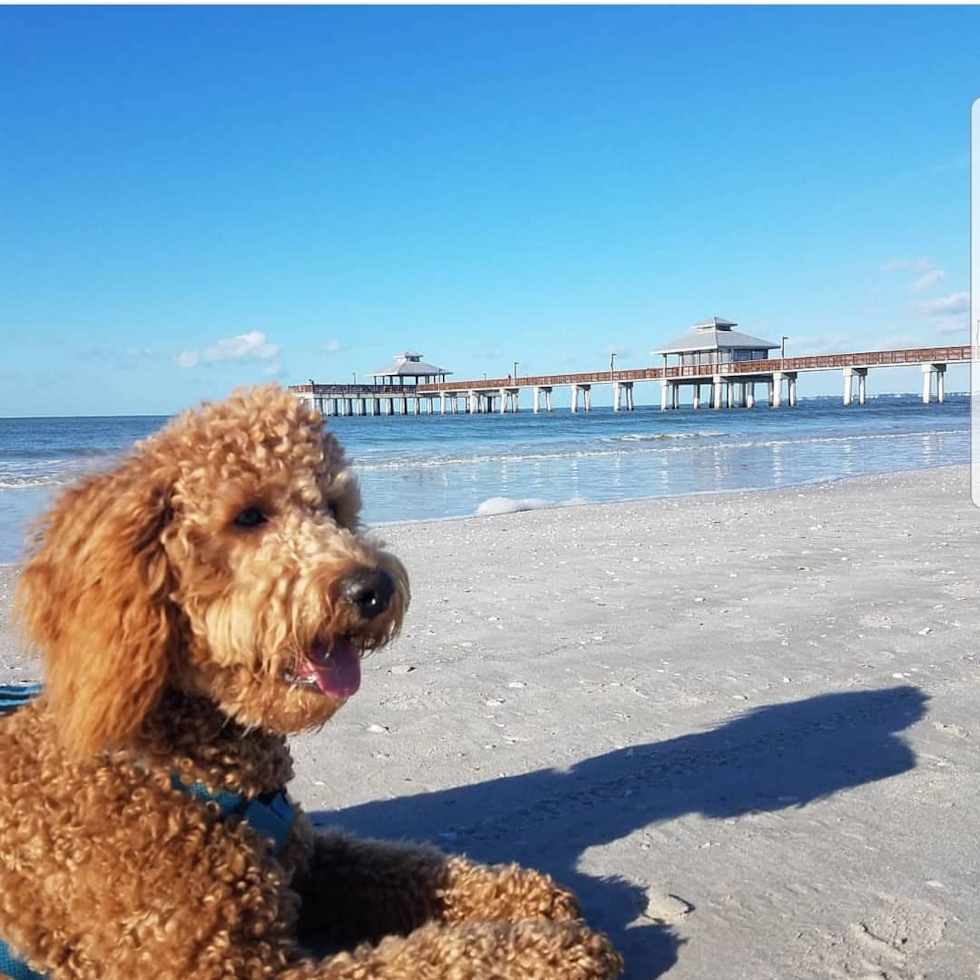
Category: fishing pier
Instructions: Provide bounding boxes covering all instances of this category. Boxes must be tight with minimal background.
[289,321,968,418]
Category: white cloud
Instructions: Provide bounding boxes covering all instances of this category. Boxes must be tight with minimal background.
[262,360,283,376]
[881,256,932,273]
[933,317,968,337]
[321,338,347,354]
[916,291,969,317]
[911,269,946,292]
[789,333,854,357]
[605,344,631,360]
[176,331,280,369]
[790,330,933,356]
[881,333,926,349]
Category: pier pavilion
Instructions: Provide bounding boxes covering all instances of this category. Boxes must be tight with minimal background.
[291,350,454,417]
[651,316,784,409]
[368,351,452,388]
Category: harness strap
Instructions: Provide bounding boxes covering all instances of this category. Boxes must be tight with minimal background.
[169,774,296,857]
[0,939,45,980]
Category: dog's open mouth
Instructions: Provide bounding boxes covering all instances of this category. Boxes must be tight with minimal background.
[285,635,361,698]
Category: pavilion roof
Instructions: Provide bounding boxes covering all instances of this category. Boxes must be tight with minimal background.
[651,316,779,355]
[368,351,451,377]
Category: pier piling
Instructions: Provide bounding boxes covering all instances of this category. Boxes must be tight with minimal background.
[771,371,783,408]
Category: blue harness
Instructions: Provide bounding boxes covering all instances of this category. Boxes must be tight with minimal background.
[0,684,297,980]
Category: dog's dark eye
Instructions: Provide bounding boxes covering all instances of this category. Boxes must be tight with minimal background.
[325,501,338,522]
[234,507,268,529]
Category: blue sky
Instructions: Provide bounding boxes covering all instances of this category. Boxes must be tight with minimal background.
[0,5,974,416]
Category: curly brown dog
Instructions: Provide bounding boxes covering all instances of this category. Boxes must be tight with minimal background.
[0,385,622,980]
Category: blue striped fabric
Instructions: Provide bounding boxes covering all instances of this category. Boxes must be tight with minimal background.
[0,685,48,978]
[0,685,43,717]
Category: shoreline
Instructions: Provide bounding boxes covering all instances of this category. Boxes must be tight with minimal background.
[1,397,970,565]
[367,460,969,531]
[2,464,978,978]
[0,460,967,569]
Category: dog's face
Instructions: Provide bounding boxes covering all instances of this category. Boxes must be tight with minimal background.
[16,385,409,756]
[160,386,409,734]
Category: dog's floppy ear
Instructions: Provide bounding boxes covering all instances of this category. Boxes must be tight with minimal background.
[15,452,178,758]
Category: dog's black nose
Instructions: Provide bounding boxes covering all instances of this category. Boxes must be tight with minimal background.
[341,568,395,620]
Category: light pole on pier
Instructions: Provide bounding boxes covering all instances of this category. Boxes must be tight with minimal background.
[610,351,617,380]
[513,361,519,381]
[781,336,788,369]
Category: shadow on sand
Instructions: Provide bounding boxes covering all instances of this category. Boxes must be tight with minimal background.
[312,685,926,978]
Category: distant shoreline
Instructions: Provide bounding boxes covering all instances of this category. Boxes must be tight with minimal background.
[0,388,973,422]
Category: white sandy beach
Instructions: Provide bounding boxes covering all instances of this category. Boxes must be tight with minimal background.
[2,465,978,979]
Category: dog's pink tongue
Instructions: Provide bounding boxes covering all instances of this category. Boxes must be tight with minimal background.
[309,637,361,698]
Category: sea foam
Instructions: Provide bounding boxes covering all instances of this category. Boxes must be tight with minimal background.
[475,496,553,517]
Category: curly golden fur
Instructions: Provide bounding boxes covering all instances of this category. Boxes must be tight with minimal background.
[0,385,622,980]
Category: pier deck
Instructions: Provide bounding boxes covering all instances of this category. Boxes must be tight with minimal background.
[289,344,969,416]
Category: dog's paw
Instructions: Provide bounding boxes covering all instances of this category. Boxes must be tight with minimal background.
[440,857,583,924]
[362,919,623,980]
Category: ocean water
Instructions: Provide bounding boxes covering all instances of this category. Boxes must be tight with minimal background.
[0,393,969,565]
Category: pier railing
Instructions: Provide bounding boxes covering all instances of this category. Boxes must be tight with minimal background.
[292,383,419,396]
[416,345,970,391]
[702,345,970,378]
